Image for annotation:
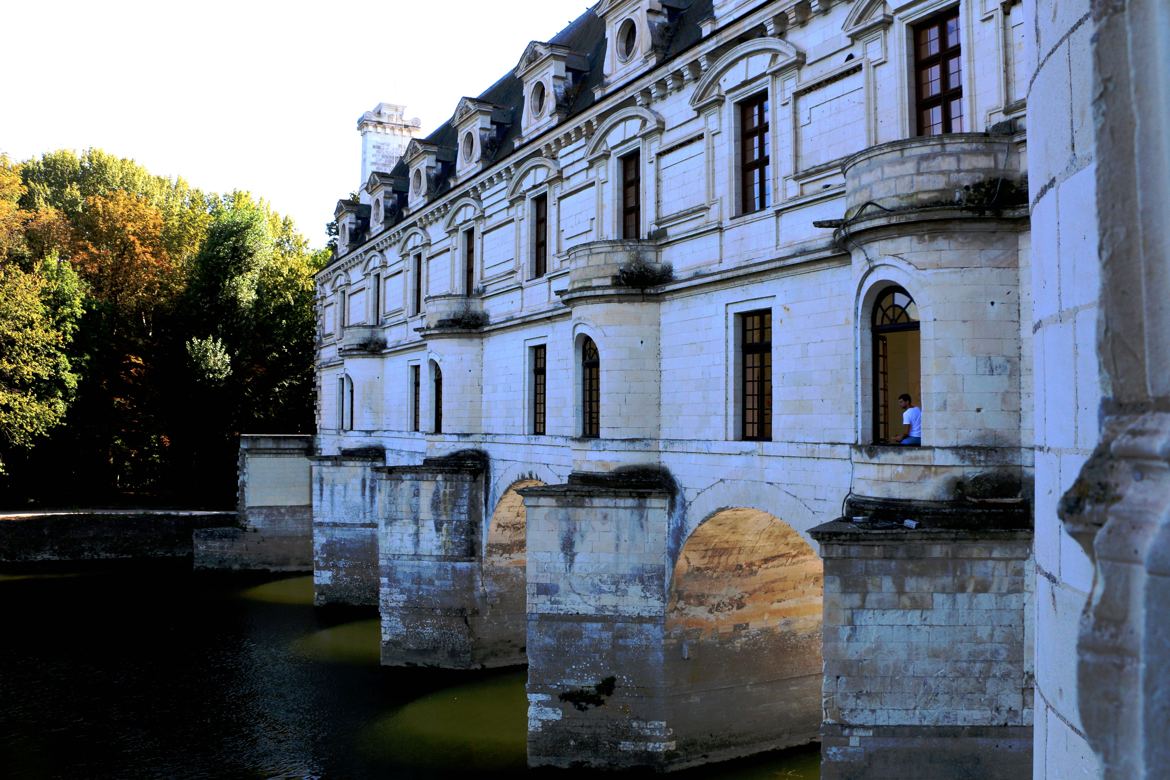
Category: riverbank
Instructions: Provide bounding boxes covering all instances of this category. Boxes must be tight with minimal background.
[0,509,236,563]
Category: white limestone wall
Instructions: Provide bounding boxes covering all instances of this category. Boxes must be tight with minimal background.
[312,0,1036,542]
[1024,0,1102,776]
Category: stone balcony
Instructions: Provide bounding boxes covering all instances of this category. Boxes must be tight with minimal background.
[562,239,669,301]
[841,133,1024,219]
[340,324,384,353]
[420,294,487,333]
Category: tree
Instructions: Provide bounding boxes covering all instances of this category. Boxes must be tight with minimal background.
[0,260,82,473]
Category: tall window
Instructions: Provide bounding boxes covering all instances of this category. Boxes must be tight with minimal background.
[914,7,963,135]
[433,364,443,434]
[336,376,345,430]
[581,336,600,438]
[621,151,640,239]
[531,344,547,435]
[741,310,772,441]
[533,194,548,278]
[463,228,475,295]
[872,287,920,443]
[412,253,423,314]
[338,289,348,329]
[411,365,421,432]
[371,272,381,322]
[739,93,771,214]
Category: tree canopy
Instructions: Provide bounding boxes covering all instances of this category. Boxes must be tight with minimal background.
[0,149,322,506]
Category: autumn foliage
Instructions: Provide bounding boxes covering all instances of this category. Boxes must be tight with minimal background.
[0,149,325,506]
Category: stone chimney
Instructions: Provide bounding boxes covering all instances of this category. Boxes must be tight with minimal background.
[357,103,422,205]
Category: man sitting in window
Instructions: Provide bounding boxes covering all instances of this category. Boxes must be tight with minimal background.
[895,393,922,446]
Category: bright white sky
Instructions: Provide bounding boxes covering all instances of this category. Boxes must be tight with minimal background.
[0,0,592,248]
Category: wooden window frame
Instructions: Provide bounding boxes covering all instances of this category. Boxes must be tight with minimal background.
[740,310,772,441]
[532,344,546,435]
[738,92,771,215]
[463,228,475,295]
[411,364,421,433]
[581,337,600,438]
[412,253,423,314]
[533,194,548,279]
[433,363,443,434]
[620,151,641,240]
[913,7,964,136]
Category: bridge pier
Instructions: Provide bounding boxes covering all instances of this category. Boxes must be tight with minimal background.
[811,497,1033,779]
[311,450,384,606]
[377,450,526,668]
[523,470,822,770]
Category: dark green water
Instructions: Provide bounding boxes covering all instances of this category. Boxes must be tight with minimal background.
[0,565,819,778]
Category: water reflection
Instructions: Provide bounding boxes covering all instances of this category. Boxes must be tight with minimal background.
[0,565,818,778]
[293,618,381,665]
[239,574,314,605]
[361,670,528,771]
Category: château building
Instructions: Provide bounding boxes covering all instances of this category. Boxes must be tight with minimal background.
[277,0,1165,776]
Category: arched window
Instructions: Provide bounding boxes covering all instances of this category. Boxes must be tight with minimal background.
[581,336,600,438]
[433,363,443,434]
[872,287,920,443]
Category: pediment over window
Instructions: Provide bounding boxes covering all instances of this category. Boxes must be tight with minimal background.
[689,37,805,109]
[843,0,892,40]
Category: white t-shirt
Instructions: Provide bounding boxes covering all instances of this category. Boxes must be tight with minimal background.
[902,406,922,437]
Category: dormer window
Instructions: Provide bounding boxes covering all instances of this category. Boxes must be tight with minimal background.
[411,170,423,197]
[596,0,681,92]
[514,41,588,141]
[451,97,510,178]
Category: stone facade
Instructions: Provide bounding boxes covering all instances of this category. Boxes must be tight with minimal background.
[291,0,1167,774]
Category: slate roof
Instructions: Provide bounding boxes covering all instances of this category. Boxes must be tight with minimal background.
[342,0,715,244]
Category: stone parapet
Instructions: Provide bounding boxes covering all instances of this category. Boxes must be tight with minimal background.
[842,134,1024,218]
[850,444,1029,505]
[563,239,665,297]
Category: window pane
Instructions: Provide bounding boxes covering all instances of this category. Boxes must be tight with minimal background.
[947,56,962,90]
[946,17,961,48]
[950,99,964,132]
[918,25,940,59]
[922,106,942,135]
[921,64,942,98]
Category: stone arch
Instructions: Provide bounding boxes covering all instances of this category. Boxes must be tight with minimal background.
[471,476,548,666]
[506,157,560,201]
[677,478,817,564]
[584,106,665,159]
[690,38,804,108]
[663,506,823,757]
[487,460,563,516]
[485,478,544,568]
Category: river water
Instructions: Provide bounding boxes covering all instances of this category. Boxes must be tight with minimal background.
[0,565,819,778]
